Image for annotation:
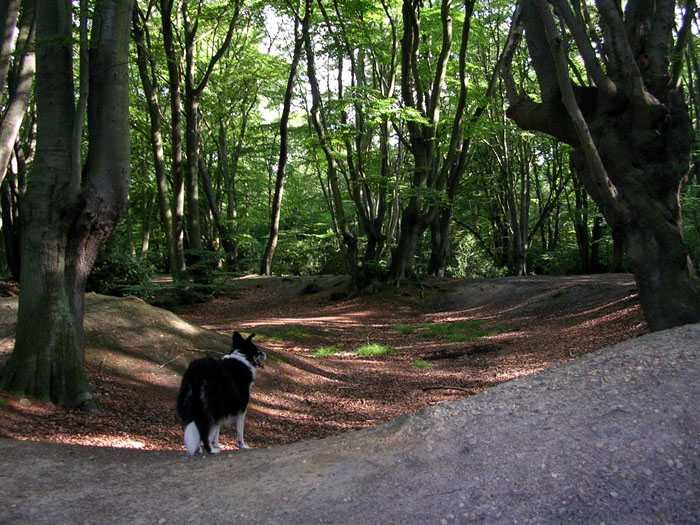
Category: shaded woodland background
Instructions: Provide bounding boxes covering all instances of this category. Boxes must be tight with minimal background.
[3,0,700,293]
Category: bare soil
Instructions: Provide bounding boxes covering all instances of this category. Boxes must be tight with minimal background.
[0,274,645,453]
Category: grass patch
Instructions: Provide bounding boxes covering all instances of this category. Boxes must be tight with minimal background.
[355,343,394,357]
[547,290,568,303]
[311,346,342,357]
[254,326,312,343]
[395,320,501,342]
[393,323,415,334]
[412,359,434,369]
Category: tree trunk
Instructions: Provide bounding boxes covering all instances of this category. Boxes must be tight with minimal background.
[0,0,21,90]
[0,0,132,408]
[304,3,359,287]
[199,154,236,264]
[160,0,186,275]
[0,0,34,185]
[182,0,240,260]
[260,5,308,276]
[141,189,155,256]
[132,7,178,276]
[0,157,20,279]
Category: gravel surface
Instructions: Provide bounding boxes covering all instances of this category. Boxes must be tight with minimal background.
[1,321,698,524]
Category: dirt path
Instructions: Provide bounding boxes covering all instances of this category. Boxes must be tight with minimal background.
[1,321,698,524]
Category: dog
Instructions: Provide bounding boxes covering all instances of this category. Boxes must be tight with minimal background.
[176,331,266,456]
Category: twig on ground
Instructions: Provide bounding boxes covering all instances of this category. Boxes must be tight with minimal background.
[421,385,477,394]
[159,356,180,368]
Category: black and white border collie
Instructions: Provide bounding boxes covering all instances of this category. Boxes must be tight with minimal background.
[176,331,266,456]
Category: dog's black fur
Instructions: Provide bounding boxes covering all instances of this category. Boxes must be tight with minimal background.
[176,331,266,455]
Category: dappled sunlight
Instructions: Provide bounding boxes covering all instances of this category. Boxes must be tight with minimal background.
[0,275,646,452]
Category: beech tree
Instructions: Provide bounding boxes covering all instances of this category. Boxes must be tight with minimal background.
[260,0,310,276]
[388,0,479,282]
[503,0,700,330]
[0,0,133,408]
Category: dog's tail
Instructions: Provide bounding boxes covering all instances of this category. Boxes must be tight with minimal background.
[177,375,193,422]
[184,422,200,456]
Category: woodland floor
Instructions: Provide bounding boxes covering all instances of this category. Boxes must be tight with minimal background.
[0,274,645,453]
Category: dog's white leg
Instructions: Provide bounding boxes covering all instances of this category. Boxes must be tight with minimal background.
[209,425,221,454]
[236,412,251,450]
[184,422,201,456]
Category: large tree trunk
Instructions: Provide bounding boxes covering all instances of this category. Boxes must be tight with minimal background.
[503,0,700,331]
[0,0,132,408]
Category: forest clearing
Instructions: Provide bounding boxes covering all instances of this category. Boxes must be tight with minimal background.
[0,274,644,451]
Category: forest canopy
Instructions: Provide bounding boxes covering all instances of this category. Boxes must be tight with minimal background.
[1,0,700,309]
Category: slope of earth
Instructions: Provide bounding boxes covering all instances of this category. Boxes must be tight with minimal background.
[0,274,644,451]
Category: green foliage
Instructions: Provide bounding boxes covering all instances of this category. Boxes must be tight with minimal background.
[393,320,502,342]
[36,0,693,290]
[682,184,700,271]
[87,244,154,297]
[254,326,313,343]
[446,231,508,279]
[354,343,394,356]
[393,323,415,334]
[271,229,344,275]
[412,359,434,369]
[311,346,343,356]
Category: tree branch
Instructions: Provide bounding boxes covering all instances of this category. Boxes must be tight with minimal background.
[533,0,620,217]
[193,0,241,97]
[596,0,649,102]
[550,0,616,96]
[670,0,697,89]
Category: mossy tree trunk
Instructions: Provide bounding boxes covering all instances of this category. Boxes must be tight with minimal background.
[0,0,132,409]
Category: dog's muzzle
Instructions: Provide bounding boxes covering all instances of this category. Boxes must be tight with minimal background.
[255,352,267,369]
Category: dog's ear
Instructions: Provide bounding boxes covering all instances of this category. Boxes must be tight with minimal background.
[232,331,245,349]
[247,333,255,342]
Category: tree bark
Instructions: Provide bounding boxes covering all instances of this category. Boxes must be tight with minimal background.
[0,0,132,408]
[0,149,22,279]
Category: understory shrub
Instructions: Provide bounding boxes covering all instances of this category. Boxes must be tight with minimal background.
[88,245,154,297]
